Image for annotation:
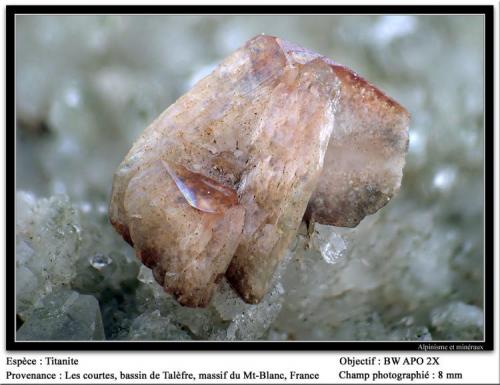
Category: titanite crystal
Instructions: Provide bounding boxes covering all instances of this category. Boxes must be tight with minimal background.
[109,35,409,307]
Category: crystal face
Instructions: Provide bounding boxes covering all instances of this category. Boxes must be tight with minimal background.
[17,288,105,341]
[109,35,409,307]
[162,160,239,214]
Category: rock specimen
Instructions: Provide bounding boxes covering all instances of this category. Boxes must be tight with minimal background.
[109,35,409,307]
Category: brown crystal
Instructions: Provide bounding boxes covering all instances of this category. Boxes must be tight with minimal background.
[123,159,245,307]
[109,35,409,307]
[305,66,410,227]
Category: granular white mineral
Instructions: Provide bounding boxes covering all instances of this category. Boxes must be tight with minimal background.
[17,288,105,341]
[15,15,484,341]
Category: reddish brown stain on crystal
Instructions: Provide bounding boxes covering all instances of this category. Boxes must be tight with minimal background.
[152,264,166,286]
[138,248,160,269]
[225,263,260,304]
[109,219,134,246]
[330,64,409,116]
[214,273,225,284]
[164,285,211,308]
[272,35,409,118]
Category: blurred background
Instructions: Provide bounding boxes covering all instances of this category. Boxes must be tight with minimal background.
[15,15,485,341]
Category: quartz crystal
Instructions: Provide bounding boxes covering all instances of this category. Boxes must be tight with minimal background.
[17,288,105,341]
[109,35,409,307]
[127,310,191,341]
[16,192,83,320]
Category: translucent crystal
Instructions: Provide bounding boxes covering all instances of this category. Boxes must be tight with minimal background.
[163,160,239,214]
[17,289,105,341]
[89,254,112,270]
[110,35,408,307]
[127,310,191,341]
[311,224,348,264]
[224,282,284,341]
[15,192,83,319]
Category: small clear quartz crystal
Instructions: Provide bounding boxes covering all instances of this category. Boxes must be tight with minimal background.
[89,254,112,270]
[311,225,348,264]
